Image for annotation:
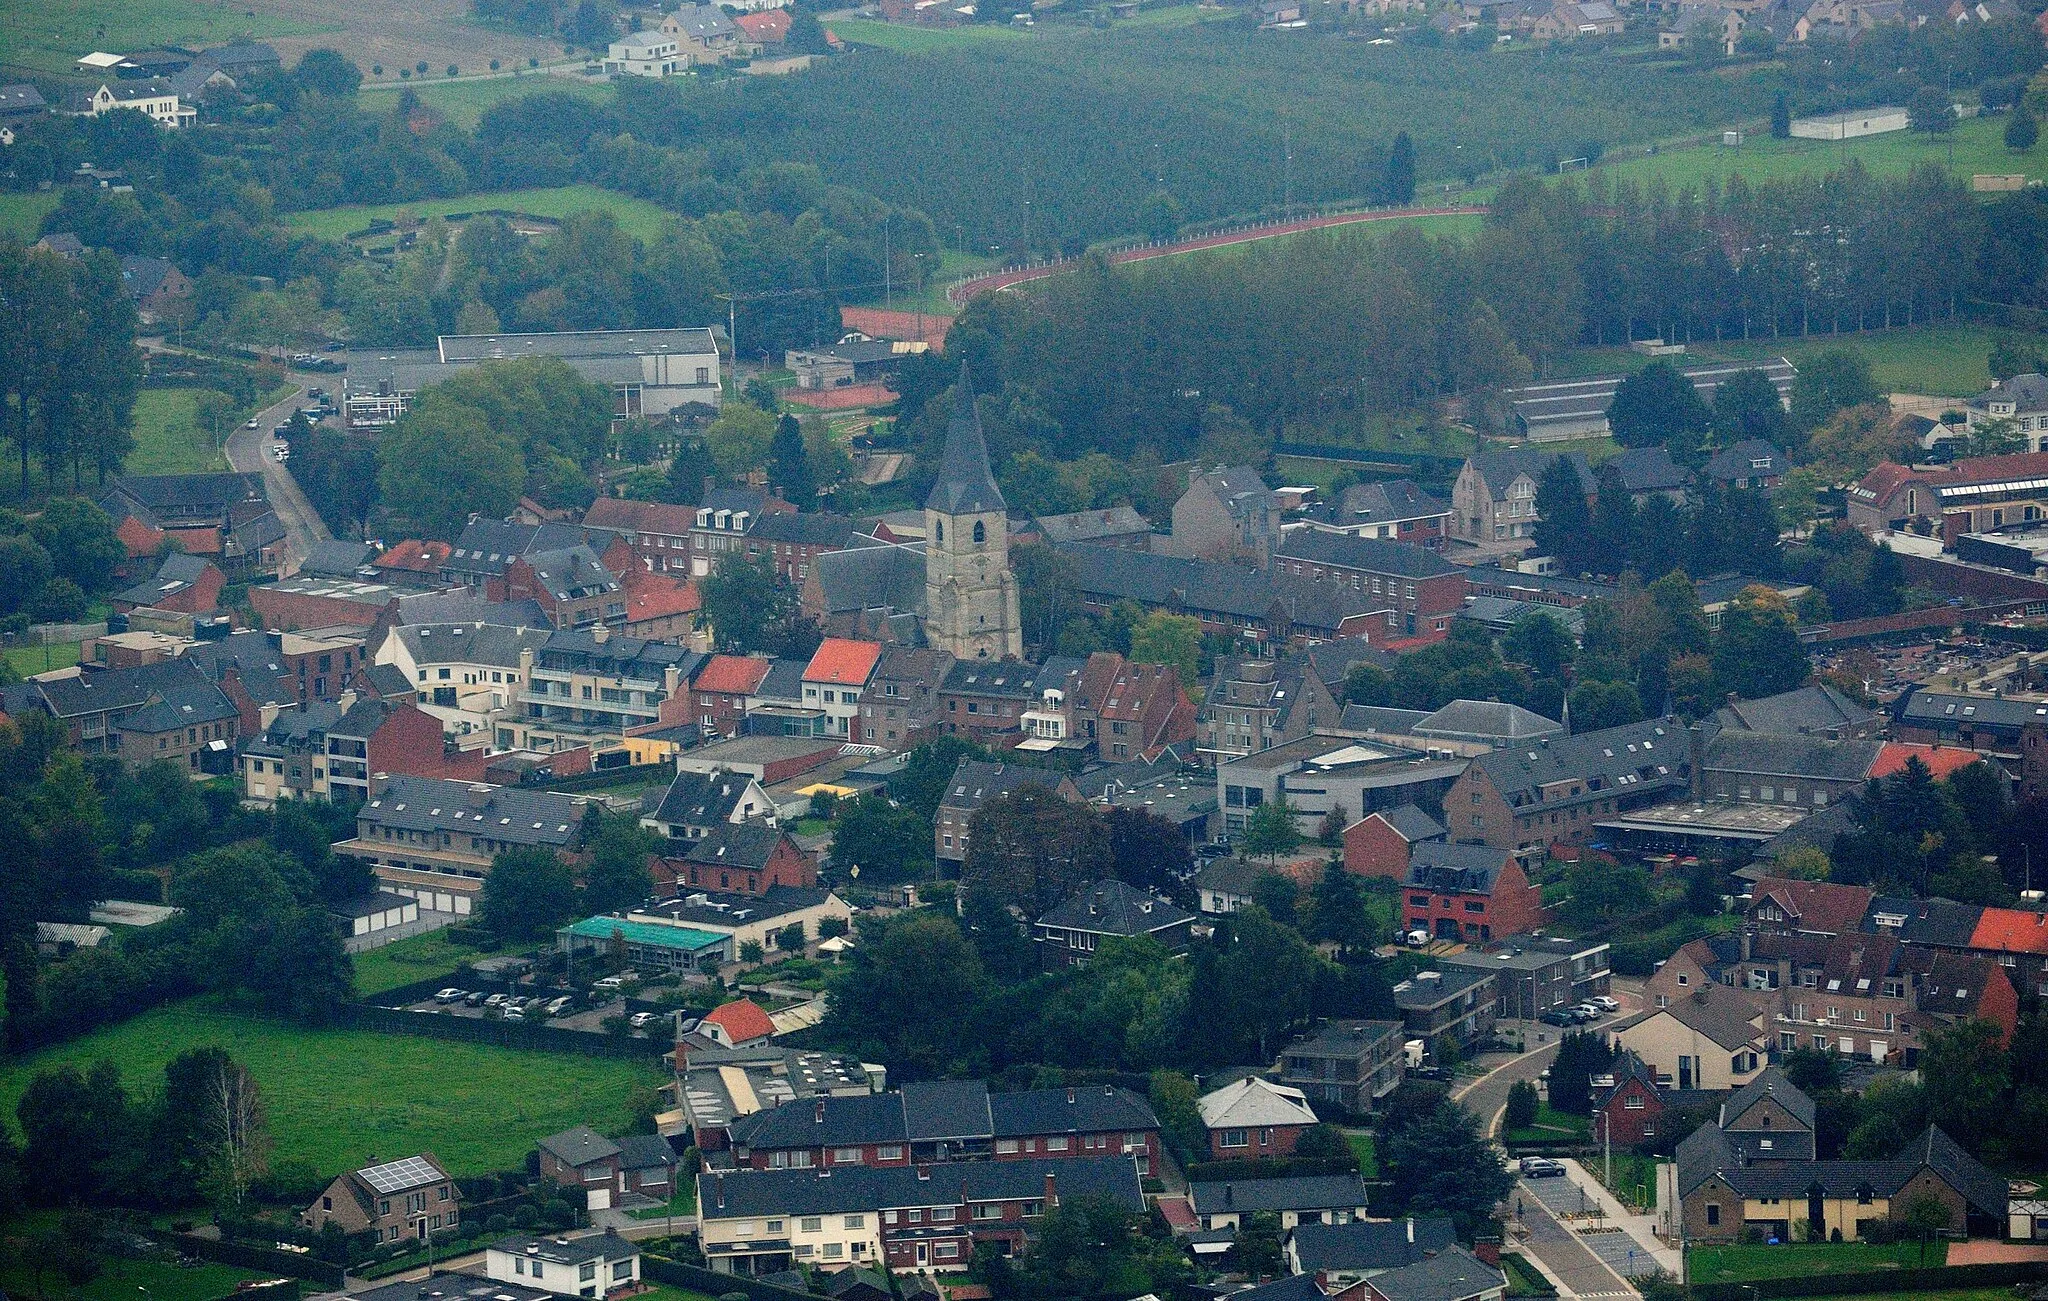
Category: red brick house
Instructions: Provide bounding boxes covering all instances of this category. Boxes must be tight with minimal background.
[302,1154,461,1244]
[1402,840,1545,944]
[702,998,777,1048]
[112,553,225,615]
[1591,1051,1681,1148]
[1196,1076,1319,1160]
[1056,652,1197,762]
[691,655,774,738]
[1342,803,1448,879]
[583,497,698,574]
[658,822,817,896]
[1271,532,1469,640]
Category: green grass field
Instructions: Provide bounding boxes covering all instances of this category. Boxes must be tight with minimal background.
[0,1238,264,1301]
[826,17,1036,53]
[0,1002,659,1178]
[126,388,231,477]
[1507,1102,1590,1146]
[0,191,59,240]
[1688,1240,1947,1282]
[350,929,488,997]
[1594,115,2043,195]
[627,1184,700,1220]
[284,183,676,245]
[2,641,81,677]
[1541,321,2004,400]
[1347,1130,1379,1178]
[0,0,334,78]
[358,73,612,130]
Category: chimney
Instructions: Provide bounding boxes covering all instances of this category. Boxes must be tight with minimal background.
[1224,1184,1234,1207]
[816,1100,827,1124]
[1066,1087,1076,1104]
[1473,1237,1501,1267]
[1406,1217,1415,1244]
[1043,1172,1059,1208]
[715,1175,725,1211]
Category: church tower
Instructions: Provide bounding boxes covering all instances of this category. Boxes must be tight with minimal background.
[925,365,1022,661]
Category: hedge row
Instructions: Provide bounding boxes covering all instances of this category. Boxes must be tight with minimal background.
[643,1252,819,1301]
[147,1232,346,1288]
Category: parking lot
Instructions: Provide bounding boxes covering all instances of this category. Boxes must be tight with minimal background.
[401,988,670,1038]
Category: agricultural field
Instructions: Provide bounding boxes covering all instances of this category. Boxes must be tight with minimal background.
[1533,322,2003,400]
[0,1002,660,1178]
[125,388,232,477]
[0,191,60,240]
[1594,115,2041,194]
[284,183,675,244]
[357,71,612,129]
[0,0,332,78]
[826,17,1037,53]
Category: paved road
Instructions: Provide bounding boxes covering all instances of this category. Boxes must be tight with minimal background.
[224,381,333,567]
[1512,1180,1639,1299]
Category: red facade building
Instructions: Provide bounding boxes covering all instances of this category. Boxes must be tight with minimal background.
[1402,840,1546,944]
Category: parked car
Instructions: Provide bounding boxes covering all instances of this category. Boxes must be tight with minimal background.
[593,975,626,992]
[503,1006,525,1021]
[629,1011,659,1029]
[483,992,506,1007]
[1538,1008,1577,1027]
[1405,928,1431,947]
[1571,1003,1602,1021]
[1519,1157,1566,1178]
[464,991,488,1007]
[1588,995,1620,1013]
[545,996,574,1016]
[434,988,464,1004]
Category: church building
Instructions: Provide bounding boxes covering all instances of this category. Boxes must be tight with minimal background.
[923,368,1023,661]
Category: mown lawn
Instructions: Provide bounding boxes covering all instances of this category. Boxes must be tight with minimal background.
[1347,1130,1379,1178]
[0,191,59,240]
[0,1235,263,1301]
[357,74,612,130]
[1688,1239,1947,1283]
[126,388,230,477]
[827,17,1036,52]
[627,1183,700,1220]
[350,928,488,997]
[1750,324,2003,399]
[0,0,333,76]
[3,641,81,677]
[284,183,676,245]
[0,1001,659,1178]
[1507,1102,1590,1146]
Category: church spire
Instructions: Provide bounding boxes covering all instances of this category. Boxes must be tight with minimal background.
[925,363,1005,516]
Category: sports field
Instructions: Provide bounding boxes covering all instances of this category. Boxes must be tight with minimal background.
[0,1002,659,1178]
[284,183,676,244]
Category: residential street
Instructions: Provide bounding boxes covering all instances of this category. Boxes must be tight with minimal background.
[223,378,334,567]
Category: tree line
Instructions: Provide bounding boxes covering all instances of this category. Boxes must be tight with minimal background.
[936,163,2006,462]
[0,240,143,499]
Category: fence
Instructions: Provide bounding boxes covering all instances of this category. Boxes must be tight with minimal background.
[26,620,106,645]
[1689,1258,2048,1301]
[145,1232,347,1288]
[333,1003,668,1062]
[1272,441,1467,474]
[643,1253,820,1301]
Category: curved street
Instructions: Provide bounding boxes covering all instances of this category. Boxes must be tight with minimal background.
[223,377,335,569]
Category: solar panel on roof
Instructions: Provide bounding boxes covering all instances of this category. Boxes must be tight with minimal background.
[358,1155,440,1192]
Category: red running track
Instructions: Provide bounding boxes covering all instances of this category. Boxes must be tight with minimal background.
[945,203,1490,306]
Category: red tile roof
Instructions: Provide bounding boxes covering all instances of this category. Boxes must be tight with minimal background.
[623,571,701,623]
[1750,877,1876,937]
[1868,742,1983,782]
[804,637,883,686]
[1849,461,1918,504]
[703,998,775,1045]
[1969,907,2048,956]
[736,8,790,38]
[115,513,165,558]
[782,383,898,411]
[694,654,772,697]
[1945,451,2048,485]
[374,538,450,574]
[583,497,697,537]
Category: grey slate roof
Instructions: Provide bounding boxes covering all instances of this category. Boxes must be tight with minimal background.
[1679,1123,2004,1218]
[747,511,859,548]
[1335,479,1449,528]
[300,540,374,577]
[0,83,48,116]
[1391,966,1496,1011]
[1658,985,1761,1050]
[648,770,754,830]
[680,823,795,872]
[1896,689,2048,736]
[1609,446,1690,495]
[1288,1216,1456,1273]
[1374,803,1447,843]
[1035,879,1195,937]
[1703,729,1881,783]
[1861,894,1984,948]
[1466,717,1686,812]
[1414,699,1563,743]
[1703,440,1789,483]
[392,590,551,628]
[668,4,740,38]
[1275,530,1462,579]
[445,518,589,580]
[538,1125,622,1169]
[115,552,216,607]
[1230,1276,1330,1301]
[485,1232,637,1266]
[940,658,1035,700]
[617,1134,679,1171]
[1195,855,1267,896]
[1713,685,1877,737]
[1721,1066,1816,1131]
[1406,841,1514,893]
[1342,704,1432,735]
[811,537,926,617]
[1057,543,1391,634]
[1189,1174,1370,1216]
[393,622,551,668]
[360,776,583,849]
[1972,372,2048,414]
[1033,505,1152,543]
[1466,449,1595,501]
[522,545,620,600]
[726,1081,1158,1151]
[938,760,1066,814]
[926,367,1005,516]
[991,1084,1160,1138]
[1364,1245,1505,1301]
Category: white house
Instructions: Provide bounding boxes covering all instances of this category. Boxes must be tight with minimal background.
[376,623,549,745]
[604,31,685,76]
[87,81,194,128]
[486,1232,641,1299]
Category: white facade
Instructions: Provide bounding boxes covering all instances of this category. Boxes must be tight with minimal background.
[605,32,685,76]
[89,82,193,128]
[1788,107,1908,140]
[486,1238,640,1299]
[375,624,547,747]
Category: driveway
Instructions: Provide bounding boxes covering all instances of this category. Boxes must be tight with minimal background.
[1511,1180,1640,1299]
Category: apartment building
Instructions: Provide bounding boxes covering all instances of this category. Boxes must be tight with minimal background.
[333,776,589,915]
[1277,1020,1407,1114]
[516,631,700,751]
[377,623,550,748]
